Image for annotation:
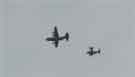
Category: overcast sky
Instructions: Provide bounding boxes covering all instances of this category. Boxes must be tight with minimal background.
[6,0,135,77]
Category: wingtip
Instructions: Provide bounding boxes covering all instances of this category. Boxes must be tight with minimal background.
[54,26,57,29]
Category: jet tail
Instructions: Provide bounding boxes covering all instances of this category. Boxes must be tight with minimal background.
[65,33,69,41]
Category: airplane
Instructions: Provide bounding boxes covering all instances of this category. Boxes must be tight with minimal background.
[46,26,69,48]
[86,46,101,56]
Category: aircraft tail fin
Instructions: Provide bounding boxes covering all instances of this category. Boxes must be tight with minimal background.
[65,33,69,41]
[98,49,101,54]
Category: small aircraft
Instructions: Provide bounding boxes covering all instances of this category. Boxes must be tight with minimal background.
[46,26,69,48]
[86,46,101,56]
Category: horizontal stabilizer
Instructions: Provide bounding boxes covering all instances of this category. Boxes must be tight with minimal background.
[65,33,69,41]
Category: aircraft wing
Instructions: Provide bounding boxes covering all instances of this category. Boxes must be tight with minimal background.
[53,26,59,38]
[53,40,59,48]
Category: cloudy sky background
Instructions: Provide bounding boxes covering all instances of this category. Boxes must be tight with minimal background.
[3,0,135,77]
